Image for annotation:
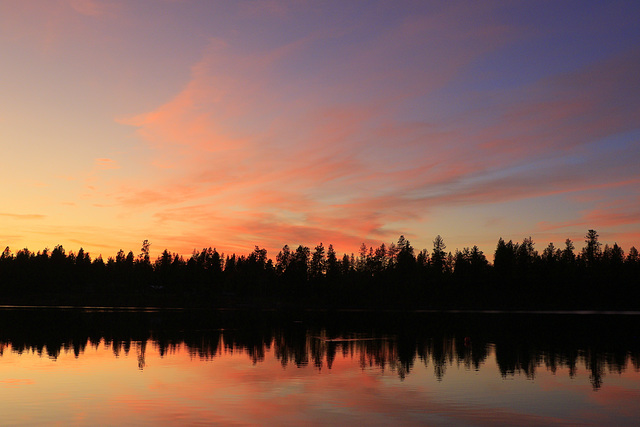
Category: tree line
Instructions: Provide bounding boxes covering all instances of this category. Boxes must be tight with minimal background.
[0,230,638,309]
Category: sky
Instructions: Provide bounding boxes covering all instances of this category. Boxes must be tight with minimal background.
[1,0,639,260]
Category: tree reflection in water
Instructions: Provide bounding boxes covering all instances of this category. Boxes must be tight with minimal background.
[1,308,638,390]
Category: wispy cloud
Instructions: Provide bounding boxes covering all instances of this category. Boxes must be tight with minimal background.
[538,191,640,232]
[0,213,46,220]
[67,0,118,17]
[104,3,640,255]
[0,0,119,52]
[94,158,120,170]
[474,49,640,160]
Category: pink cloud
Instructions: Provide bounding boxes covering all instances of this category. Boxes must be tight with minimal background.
[0,0,119,52]
[239,0,292,19]
[474,49,640,159]
[67,0,118,17]
[100,8,639,258]
[153,211,383,258]
[539,191,640,231]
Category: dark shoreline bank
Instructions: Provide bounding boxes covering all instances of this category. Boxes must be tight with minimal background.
[1,230,638,311]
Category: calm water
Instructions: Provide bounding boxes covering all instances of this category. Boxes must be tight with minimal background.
[1,308,639,425]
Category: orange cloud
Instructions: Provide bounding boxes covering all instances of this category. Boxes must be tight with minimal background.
[0,213,46,220]
[94,158,120,170]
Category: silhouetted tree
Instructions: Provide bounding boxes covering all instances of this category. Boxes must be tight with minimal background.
[51,244,66,263]
[561,239,576,265]
[357,243,368,272]
[494,238,516,275]
[139,240,151,265]
[542,242,558,264]
[310,243,326,280]
[156,249,173,272]
[387,242,398,268]
[516,237,537,269]
[374,243,388,272]
[225,254,237,274]
[454,246,487,277]
[76,247,91,266]
[583,230,602,267]
[125,251,135,267]
[431,235,447,274]
[288,245,310,284]
[341,253,352,275]
[276,245,292,276]
[469,246,488,270]
[416,249,429,268]
[326,244,339,280]
[603,243,624,267]
[248,246,268,269]
[395,236,416,279]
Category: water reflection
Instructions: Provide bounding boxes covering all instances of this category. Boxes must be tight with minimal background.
[1,308,638,390]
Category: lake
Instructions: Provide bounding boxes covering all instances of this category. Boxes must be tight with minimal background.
[0,307,639,425]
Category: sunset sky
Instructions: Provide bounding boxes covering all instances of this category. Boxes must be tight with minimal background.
[1,0,639,260]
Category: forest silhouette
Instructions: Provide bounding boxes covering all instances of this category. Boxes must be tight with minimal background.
[0,230,638,310]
